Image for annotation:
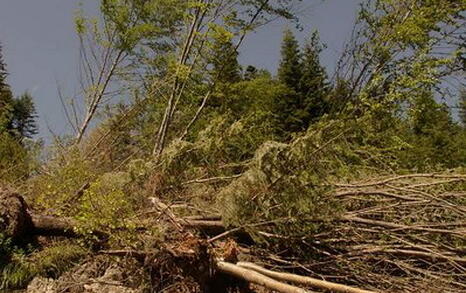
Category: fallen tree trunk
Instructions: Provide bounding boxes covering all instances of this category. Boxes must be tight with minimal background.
[0,188,108,240]
[237,262,377,293]
[216,261,313,293]
[31,215,77,237]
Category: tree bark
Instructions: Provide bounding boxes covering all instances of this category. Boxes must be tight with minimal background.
[216,261,313,293]
[237,262,377,293]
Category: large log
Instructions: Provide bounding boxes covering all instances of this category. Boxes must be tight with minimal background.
[30,215,77,237]
[0,187,33,241]
[0,188,104,239]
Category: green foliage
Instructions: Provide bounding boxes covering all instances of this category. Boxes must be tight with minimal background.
[344,0,465,114]
[0,243,87,290]
[275,29,330,135]
[0,44,38,184]
[219,121,364,250]
[278,28,301,91]
[0,234,13,266]
[29,146,99,215]
[399,94,466,169]
[75,171,136,234]
[8,92,38,139]
[29,143,147,242]
[209,25,241,84]
[298,31,330,124]
[459,89,466,126]
[0,133,32,183]
[0,46,37,140]
[100,0,187,51]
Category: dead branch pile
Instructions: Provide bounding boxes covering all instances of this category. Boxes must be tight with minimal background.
[144,171,465,292]
[319,173,466,292]
[238,173,466,292]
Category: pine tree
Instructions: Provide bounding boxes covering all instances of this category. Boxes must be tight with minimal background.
[298,31,329,124]
[274,29,302,135]
[275,29,330,135]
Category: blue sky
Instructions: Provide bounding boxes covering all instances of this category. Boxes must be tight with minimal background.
[0,0,362,141]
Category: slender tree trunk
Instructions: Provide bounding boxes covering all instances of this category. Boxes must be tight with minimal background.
[76,49,125,143]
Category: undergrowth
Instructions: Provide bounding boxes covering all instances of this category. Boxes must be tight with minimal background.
[0,242,88,290]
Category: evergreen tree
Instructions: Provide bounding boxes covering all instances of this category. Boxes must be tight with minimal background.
[210,36,241,84]
[275,29,330,135]
[404,92,464,168]
[327,78,351,115]
[0,43,14,131]
[10,92,38,138]
[459,89,466,126]
[274,29,302,135]
[298,31,329,124]
[0,44,37,139]
[208,30,242,113]
[277,29,301,91]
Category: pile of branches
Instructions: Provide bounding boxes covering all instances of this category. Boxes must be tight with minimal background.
[322,173,466,292]
[148,172,466,292]
[236,173,466,292]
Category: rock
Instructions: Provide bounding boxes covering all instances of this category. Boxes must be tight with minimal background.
[26,277,56,293]
[83,266,138,293]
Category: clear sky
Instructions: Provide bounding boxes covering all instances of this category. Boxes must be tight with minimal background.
[0,0,362,141]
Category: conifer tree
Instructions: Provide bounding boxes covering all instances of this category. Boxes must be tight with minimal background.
[299,31,329,124]
[0,44,37,139]
[274,29,302,135]
[0,43,14,131]
[211,36,241,84]
[277,29,301,91]
[10,93,38,138]
[459,89,466,126]
[275,29,330,135]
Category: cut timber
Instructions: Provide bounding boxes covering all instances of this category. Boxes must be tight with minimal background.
[237,262,377,293]
[216,261,313,293]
